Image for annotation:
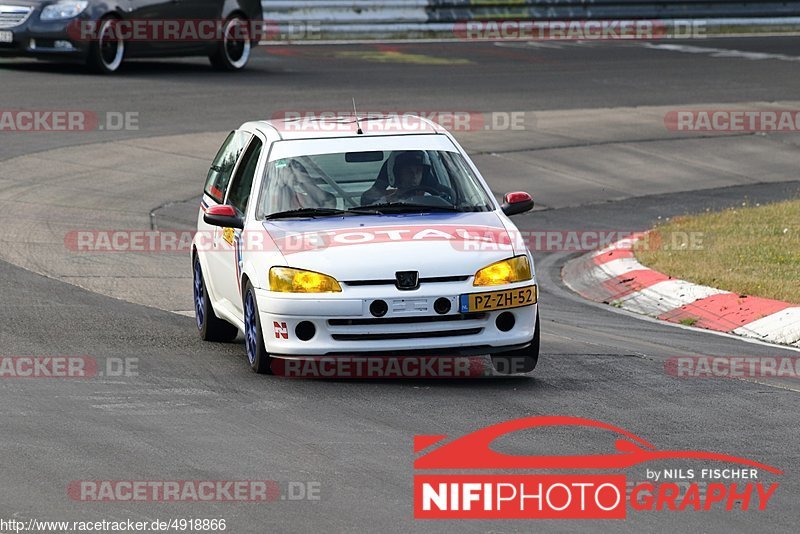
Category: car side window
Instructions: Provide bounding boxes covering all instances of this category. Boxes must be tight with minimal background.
[204,131,251,203]
[226,137,263,215]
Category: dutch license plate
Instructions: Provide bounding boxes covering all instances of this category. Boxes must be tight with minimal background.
[459,285,537,313]
[0,31,13,44]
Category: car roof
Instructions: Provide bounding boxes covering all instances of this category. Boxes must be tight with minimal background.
[245,114,449,140]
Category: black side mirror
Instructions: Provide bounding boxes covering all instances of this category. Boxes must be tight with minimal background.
[501,192,534,216]
[204,205,244,229]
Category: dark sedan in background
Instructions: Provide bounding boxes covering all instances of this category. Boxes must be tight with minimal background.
[0,0,264,73]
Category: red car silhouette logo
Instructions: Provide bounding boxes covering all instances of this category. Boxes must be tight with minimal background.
[414,415,782,474]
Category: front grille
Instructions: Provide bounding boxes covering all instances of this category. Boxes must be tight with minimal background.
[0,6,33,29]
[331,328,482,341]
[343,275,469,286]
[329,313,486,326]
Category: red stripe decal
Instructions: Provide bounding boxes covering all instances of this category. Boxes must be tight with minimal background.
[658,293,793,332]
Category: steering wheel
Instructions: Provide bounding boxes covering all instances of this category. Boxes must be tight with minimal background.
[396,184,455,203]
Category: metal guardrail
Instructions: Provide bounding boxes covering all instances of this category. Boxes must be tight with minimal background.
[260,0,800,40]
[427,1,800,21]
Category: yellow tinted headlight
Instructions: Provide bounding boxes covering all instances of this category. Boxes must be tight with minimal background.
[473,256,532,286]
[269,267,342,293]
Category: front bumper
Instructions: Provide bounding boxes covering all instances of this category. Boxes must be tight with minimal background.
[0,12,89,60]
[255,281,537,356]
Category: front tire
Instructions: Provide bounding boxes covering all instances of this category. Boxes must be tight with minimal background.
[491,314,540,374]
[209,15,252,71]
[86,16,125,74]
[243,281,273,374]
[193,255,238,342]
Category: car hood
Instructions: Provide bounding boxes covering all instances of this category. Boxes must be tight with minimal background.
[260,211,522,281]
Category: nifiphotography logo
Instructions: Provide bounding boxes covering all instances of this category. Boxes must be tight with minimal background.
[413,416,782,519]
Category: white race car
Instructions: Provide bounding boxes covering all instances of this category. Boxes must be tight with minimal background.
[192,115,539,375]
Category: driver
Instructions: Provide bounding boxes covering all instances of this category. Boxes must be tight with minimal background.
[361,151,431,205]
[394,151,428,192]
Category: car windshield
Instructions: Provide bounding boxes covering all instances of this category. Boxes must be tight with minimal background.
[256,149,494,218]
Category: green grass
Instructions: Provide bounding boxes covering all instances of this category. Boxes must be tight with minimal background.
[635,199,800,305]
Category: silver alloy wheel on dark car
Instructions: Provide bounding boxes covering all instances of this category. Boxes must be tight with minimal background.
[209,16,251,71]
[86,17,124,74]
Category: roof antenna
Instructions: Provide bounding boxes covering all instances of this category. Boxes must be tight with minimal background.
[352,98,364,135]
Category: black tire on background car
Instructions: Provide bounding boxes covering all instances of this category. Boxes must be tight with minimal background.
[490,314,540,374]
[243,281,273,374]
[209,15,252,71]
[86,16,125,74]
[193,255,238,342]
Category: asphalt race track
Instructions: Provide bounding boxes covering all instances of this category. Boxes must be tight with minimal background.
[2,38,800,532]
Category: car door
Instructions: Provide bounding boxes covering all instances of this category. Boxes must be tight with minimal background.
[160,0,221,54]
[124,0,181,57]
[214,135,264,316]
[201,130,252,311]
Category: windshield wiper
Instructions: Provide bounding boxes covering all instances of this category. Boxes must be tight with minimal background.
[351,202,462,214]
[265,203,462,219]
[264,207,389,220]
[264,208,349,220]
